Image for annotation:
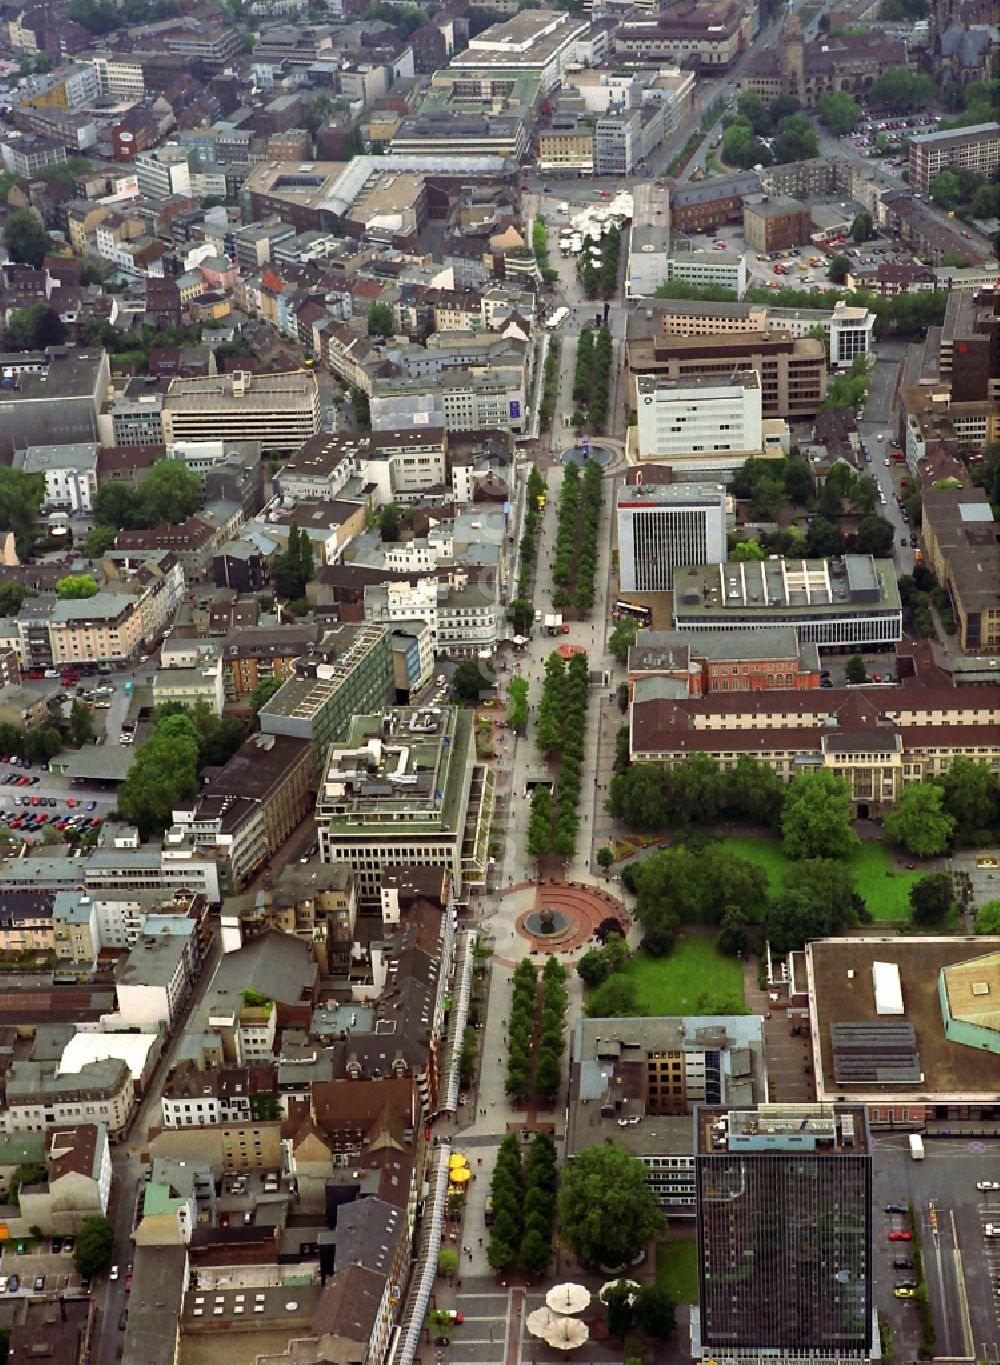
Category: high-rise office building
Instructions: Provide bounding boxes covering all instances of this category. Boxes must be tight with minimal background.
[693,1103,873,1364]
[617,482,727,591]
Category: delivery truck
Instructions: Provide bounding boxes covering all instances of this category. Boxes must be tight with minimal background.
[908,1134,924,1160]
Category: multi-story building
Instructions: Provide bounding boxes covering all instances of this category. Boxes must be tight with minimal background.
[538,119,594,172]
[566,1017,766,1218]
[0,348,110,461]
[626,327,827,420]
[315,707,495,909]
[160,1062,279,1129]
[16,442,99,514]
[617,482,727,592]
[628,626,822,698]
[805,936,1000,1126]
[89,53,146,100]
[449,9,591,93]
[116,917,201,1032]
[0,133,66,177]
[234,863,358,975]
[153,654,226,715]
[919,487,1000,653]
[160,370,320,456]
[829,301,876,369]
[1,1058,135,1141]
[0,892,54,954]
[693,1104,873,1365]
[669,174,762,233]
[179,732,315,874]
[260,624,394,765]
[630,680,999,815]
[672,557,902,651]
[614,0,753,69]
[221,625,319,710]
[48,592,144,667]
[134,144,191,199]
[742,195,812,253]
[908,121,1000,195]
[636,372,767,470]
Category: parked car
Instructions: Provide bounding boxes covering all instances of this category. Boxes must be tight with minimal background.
[888,1230,912,1241]
[7,1275,18,1293]
[884,1203,907,1214]
[33,1276,45,1292]
[892,1257,914,1270]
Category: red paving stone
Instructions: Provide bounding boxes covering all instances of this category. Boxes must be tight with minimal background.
[501,879,629,959]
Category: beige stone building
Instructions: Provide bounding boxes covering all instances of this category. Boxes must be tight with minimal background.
[49,592,144,667]
[631,682,1000,818]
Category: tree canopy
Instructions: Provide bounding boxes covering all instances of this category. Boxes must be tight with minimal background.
[73,1215,115,1277]
[3,209,52,268]
[781,769,859,860]
[883,784,956,857]
[557,1144,664,1269]
[0,467,45,557]
[56,574,99,600]
[817,91,861,135]
[116,712,201,836]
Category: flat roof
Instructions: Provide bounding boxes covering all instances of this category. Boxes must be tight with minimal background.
[808,937,1000,1103]
[909,120,999,147]
[674,556,901,617]
[163,370,318,412]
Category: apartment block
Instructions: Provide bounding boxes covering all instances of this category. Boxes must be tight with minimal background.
[160,370,320,456]
[116,918,200,1032]
[222,625,320,709]
[16,442,99,514]
[315,707,494,909]
[908,121,1000,196]
[49,592,144,667]
[617,482,727,592]
[1,1058,135,1141]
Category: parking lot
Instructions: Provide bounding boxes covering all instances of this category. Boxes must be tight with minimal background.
[873,1135,1000,1359]
[0,1241,87,1299]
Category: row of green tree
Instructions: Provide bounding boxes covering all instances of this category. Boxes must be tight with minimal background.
[506,675,528,733]
[538,336,560,432]
[530,650,591,858]
[579,226,621,300]
[503,958,549,1103]
[486,1130,557,1274]
[610,749,995,850]
[517,466,547,602]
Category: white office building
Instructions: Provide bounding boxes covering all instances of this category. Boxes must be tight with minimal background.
[134,145,192,200]
[617,482,727,592]
[829,301,875,369]
[637,372,763,464]
[16,442,99,513]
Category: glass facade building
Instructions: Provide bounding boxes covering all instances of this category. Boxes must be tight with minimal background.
[695,1104,873,1363]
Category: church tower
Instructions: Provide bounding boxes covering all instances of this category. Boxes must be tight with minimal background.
[781,10,805,99]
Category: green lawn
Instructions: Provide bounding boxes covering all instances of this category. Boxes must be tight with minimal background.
[722,835,922,922]
[623,935,748,1016]
[656,1239,699,1304]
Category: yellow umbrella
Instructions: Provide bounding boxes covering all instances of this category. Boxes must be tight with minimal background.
[449,1154,469,1170]
[449,1167,471,1184]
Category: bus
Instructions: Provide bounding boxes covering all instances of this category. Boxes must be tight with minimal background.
[612,600,652,626]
